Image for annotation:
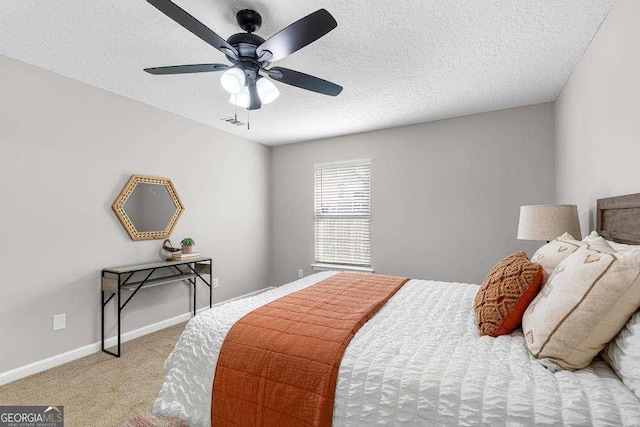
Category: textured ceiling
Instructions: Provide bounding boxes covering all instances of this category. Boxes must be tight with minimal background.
[0,0,615,146]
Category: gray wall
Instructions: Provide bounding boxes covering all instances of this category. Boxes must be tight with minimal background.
[0,53,559,376]
[0,55,270,374]
[270,103,556,286]
[555,0,640,235]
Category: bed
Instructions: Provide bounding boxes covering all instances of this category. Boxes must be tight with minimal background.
[153,195,640,426]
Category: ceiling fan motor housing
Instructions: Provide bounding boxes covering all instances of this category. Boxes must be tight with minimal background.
[225,32,267,82]
[226,32,265,59]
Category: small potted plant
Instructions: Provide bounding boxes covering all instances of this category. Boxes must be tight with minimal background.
[181,237,195,254]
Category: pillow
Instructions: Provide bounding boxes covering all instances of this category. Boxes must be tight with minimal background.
[581,230,600,242]
[531,232,615,283]
[586,231,640,396]
[608,241,640,253]
[474,252,543,337]
[522,246,640,370]
[531,233,581,282]
[603,311,640,400]
[585,231,640,254]
[582,235,616,253]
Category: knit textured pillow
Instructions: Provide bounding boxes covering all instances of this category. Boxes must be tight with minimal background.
[475,252,543,337]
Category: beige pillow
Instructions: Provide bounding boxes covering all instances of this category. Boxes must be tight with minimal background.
[531,233,581,282]
[582,236,616,253]
[522,246,640,370]
[584,231,639,254]
[531,233,615,283]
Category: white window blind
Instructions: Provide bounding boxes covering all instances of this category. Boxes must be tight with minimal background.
[314,160,371,267]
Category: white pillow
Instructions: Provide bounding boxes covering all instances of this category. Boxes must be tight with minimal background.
[603,311,640,400]
[609,241,640,254]
[582,236,616,253]
[584,231,640,253]
[581,231,601,243]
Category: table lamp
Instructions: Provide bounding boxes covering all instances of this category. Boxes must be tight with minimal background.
[517,205,581,241]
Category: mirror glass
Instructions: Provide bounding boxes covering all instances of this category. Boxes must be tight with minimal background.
[123,183,177,232]
[112,175,185,240]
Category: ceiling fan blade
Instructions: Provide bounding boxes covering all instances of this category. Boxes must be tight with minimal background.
[256,9,337,63]
[146,0,237,58]
[144,63,229,75]
[267,67,342,96]
[248,81,262,110]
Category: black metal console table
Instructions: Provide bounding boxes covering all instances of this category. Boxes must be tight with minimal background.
[101,257,212,357]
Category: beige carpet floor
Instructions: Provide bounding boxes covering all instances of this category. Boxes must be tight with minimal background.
[0,322,187,427]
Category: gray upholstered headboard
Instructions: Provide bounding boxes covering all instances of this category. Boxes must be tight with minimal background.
[597,193,640,245]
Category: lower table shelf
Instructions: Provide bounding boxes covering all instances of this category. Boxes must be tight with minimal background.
[104,272,199,292]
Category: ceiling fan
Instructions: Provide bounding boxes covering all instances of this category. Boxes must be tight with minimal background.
[143,0,343,110]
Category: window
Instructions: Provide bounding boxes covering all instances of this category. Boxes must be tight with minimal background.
[314,160,371,268]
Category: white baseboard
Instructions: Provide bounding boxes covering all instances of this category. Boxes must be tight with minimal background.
[0,286,276,387]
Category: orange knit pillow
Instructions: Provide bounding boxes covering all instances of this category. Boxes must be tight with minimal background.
[474,252,543,337]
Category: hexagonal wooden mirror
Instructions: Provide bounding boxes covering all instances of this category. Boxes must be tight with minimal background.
[112,175,184,240]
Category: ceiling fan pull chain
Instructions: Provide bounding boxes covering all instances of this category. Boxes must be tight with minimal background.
[234,97,238,122]
[247,109,250,130]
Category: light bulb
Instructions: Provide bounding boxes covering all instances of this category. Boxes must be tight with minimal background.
[229,86,250,108]
[220,68,246,94]
[256,77,279,104]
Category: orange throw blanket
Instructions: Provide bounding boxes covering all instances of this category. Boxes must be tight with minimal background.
[211,272,410,426]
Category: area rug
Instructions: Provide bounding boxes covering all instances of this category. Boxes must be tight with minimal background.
[121,410,187,427]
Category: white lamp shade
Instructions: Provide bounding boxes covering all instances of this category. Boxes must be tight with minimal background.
[229,86,250,108]
[517,204,582,241]
[256,77,279,104]
[220,68,246,94]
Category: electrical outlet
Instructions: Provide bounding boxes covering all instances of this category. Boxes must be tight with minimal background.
[298,269,304,278]
[53,313,66,331]
[213,278,219,288]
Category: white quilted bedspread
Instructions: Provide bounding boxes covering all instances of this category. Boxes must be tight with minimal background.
[154,272,640,426]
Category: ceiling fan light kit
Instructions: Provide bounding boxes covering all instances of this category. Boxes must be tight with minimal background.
[256,77,279,104]
[229,87,251,108]
[220,67,246,94]
[143,0,343,112]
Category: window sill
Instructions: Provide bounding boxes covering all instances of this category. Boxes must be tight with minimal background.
[311,263,375,273]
